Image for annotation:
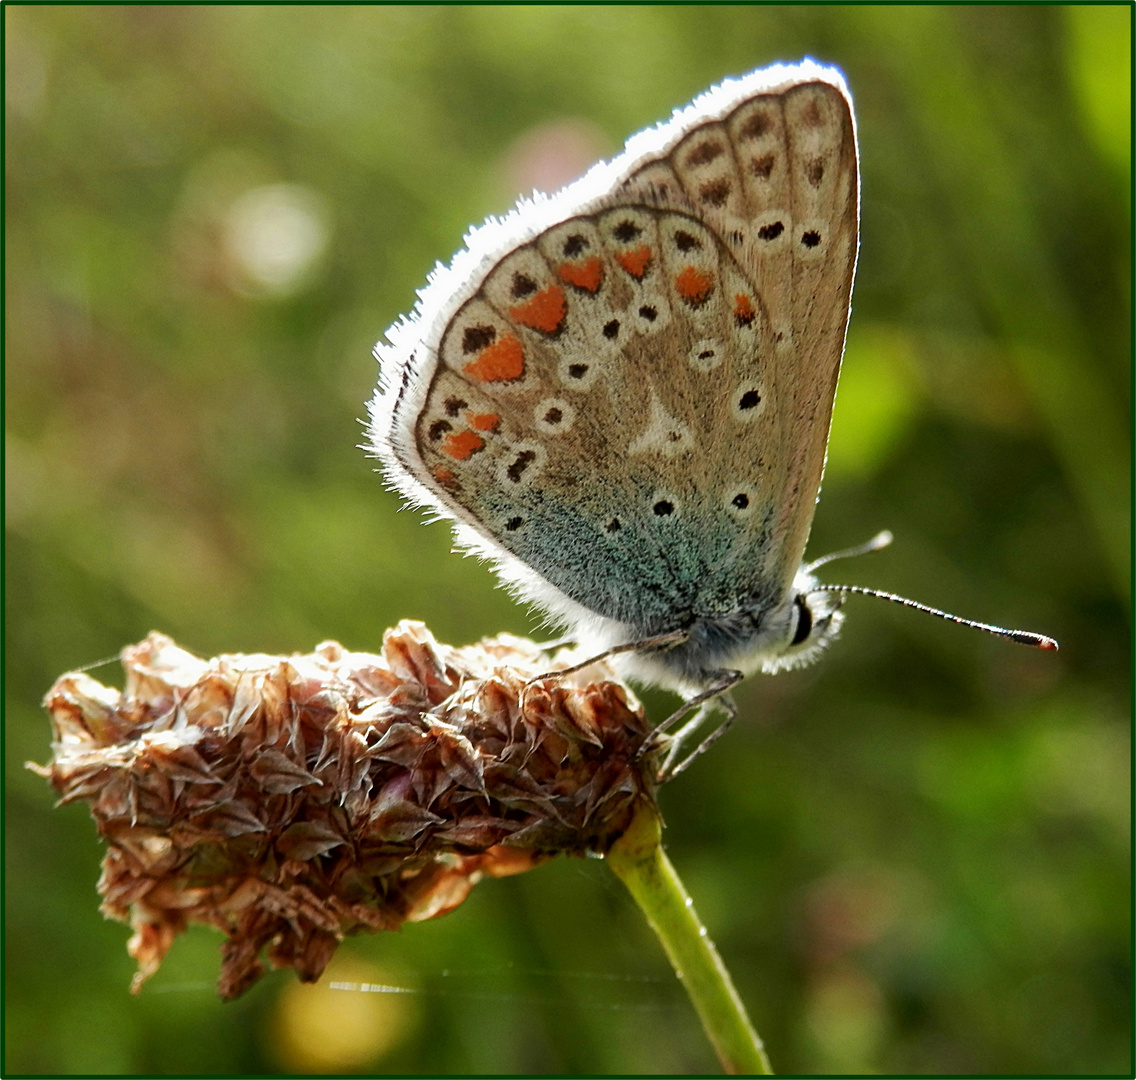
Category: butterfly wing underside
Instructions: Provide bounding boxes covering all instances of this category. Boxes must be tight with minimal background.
[619,80,859,600]
[380,68,858,636]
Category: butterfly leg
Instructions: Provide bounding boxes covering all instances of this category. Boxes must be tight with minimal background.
[524,628,690,688]
[646,670,743,780]
[661,701,737,781]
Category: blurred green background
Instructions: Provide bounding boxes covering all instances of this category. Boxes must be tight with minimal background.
[5,5,1130,1075]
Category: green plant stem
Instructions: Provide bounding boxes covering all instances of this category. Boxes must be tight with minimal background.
[606,801,773,1075]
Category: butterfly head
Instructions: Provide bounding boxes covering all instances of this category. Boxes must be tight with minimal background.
[760,529,897,674]
[765,566,848,674]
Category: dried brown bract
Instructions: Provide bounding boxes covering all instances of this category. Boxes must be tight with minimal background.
[31,622,662,999]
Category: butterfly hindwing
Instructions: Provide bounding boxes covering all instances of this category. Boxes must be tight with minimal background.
[410,204,782,631]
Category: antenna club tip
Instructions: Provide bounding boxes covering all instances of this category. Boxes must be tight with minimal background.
[1014,631,1059,651]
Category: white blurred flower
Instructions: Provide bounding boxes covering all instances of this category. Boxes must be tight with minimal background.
[223,183,330,296]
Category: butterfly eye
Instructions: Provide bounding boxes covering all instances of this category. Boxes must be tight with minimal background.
[790,596,814,646]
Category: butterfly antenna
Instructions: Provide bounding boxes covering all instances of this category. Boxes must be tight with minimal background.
[807,529,893,572]
[814,583,1058,650]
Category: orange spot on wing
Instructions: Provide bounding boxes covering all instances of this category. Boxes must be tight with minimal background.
[441,430,484,461]
[463,333,525,382]
[556,256,604,293]
[467,411,500,432]
[676,265,714,305]
[433,465,460,491]
[734,293,756,325]
[616,245,652,279]
[509,284,567,334]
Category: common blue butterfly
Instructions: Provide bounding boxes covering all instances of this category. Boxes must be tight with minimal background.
[367,59,1055,762]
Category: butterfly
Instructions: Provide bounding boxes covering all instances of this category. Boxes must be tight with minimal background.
[367,59,1055,767]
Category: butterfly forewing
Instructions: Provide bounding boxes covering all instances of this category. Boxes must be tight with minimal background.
[620,80,858,594]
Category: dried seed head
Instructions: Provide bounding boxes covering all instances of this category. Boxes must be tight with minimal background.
[31,622,663,999]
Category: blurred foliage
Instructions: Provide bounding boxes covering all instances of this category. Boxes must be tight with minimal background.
[5,5,1130,1075]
